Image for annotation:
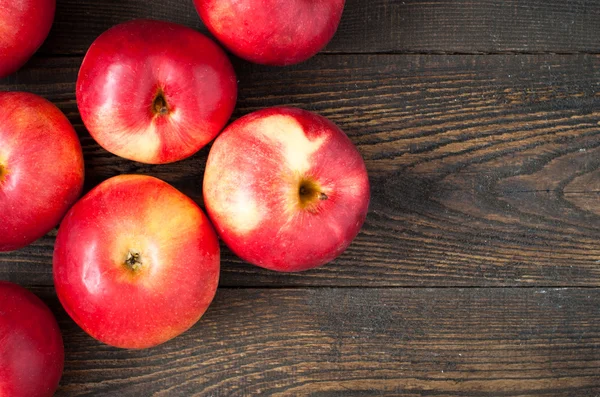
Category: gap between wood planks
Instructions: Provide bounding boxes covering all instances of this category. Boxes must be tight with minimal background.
[34,51,600,58]
[326,51,600,56]
[22,285,600,290]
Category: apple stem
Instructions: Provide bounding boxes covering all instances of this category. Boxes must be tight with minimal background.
[152,90,170,116]
[298,180,328,208]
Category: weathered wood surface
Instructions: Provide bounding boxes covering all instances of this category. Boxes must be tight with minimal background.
[37,287,598,396]
[1,54,599,287]
[1,1,600,395]
[40,0,600,56]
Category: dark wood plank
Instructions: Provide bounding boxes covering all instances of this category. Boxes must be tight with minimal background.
[20,287,597,396]
[2,54,600,287]
[39,0,600,56]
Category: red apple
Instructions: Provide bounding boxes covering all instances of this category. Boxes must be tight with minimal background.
[203,107,369,272]
[0,92,84,252]
[0,281,64,397]
[76,19,237,164]
[194,0,345,66]
[53,175,220,349]
[0,0,55,78]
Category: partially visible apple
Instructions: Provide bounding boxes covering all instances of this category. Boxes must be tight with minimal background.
[194,0,345,66]
[0,92,84,252]
[0,281,64,397]
[0,0,55,78]
[53,175,220,349]
[76,19,237,164]
[203,107,370,272]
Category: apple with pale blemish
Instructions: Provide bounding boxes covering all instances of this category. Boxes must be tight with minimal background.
[194,0,345,66]
[76,19,237,164]
[0,281,64,397]
[53,175,220,349]
[203,107,369,272]
[0,0,55,78]
[0,92,84,252]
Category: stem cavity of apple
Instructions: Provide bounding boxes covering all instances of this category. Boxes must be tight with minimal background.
[0,163,7,185]
[124,250,143,272]
[152,89,170,116]
[298,179,328,211]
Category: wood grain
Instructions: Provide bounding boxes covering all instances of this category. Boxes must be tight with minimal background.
[38,0,600,56]
[0,1,598,394]
[1,54,600,287]
[22,287,596,396]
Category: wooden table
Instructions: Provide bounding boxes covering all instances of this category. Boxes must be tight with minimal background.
[1,1,599,395]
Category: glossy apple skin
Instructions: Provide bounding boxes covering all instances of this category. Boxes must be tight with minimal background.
[0,92,84,252]
[0,281,64,397]
[195,0,345,66]
[0,0,55,78]
[77,19,237,164]
[204,107,369,272]
[53,175,220,349]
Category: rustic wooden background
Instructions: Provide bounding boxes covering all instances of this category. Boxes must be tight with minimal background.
[1,0,599,395]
